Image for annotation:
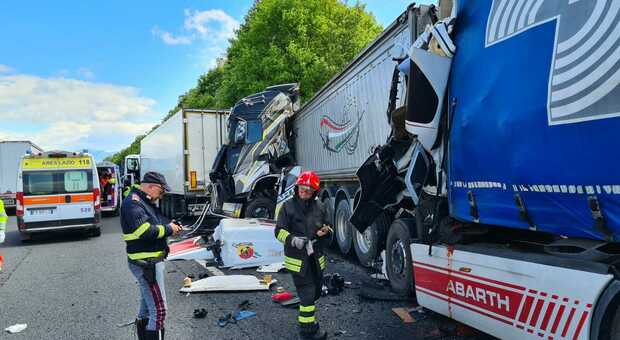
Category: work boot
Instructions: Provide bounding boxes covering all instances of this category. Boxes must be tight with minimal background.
[135,318,148,340]
[300,322,327,340]
[144,328,164,340]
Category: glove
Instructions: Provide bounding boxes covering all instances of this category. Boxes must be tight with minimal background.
[0,231,5,244]
[290,236,307,250]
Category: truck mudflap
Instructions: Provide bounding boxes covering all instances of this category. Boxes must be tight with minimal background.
[411,243,613,340]
[350,140,412,233]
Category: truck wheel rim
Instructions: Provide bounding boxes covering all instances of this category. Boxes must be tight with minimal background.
[391,240,406,278]
[337,209,348,242]
[356,227,373,254]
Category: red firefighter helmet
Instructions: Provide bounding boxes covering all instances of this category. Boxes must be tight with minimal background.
[296,171,320,191]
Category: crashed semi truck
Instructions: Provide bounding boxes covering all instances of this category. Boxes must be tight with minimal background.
[140,109,229,218]
[274,5,435,268]
[343,0,620,339]
[209,84,300,219]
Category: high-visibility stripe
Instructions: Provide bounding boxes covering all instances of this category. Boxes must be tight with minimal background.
[156,225,165,239]
[284,263,301,272]
[23,193,93,205]
[127,251,164,260]
[299,305,315,313]
[277,229,290,243]
[123,222,151,241]
[284,256,302,265]
[298,315,315,324]
[319,256,326,270]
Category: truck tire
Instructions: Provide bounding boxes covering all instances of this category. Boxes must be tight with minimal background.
[335,199,353,254]
[321,197,335,247]
[245,196,275,219]
[353,213,389,267]
[386,218,415,296]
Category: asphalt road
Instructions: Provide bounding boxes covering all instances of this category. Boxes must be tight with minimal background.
[0,215,493,340]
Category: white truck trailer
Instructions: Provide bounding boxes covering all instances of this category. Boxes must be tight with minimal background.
[140,109,228,218]
[0,141,44,210]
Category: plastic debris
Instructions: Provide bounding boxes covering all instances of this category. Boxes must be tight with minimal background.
[5,324,27,334]
[257,262,285,273]
[271,291,293,302]
[233,310,256,321]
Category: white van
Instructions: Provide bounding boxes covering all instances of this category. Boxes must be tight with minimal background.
[16,151,102,240]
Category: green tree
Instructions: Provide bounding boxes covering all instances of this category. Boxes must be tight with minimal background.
[216,0,382,106]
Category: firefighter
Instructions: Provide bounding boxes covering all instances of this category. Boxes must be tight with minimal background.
[274,171,332,339]
[121,172,182,340]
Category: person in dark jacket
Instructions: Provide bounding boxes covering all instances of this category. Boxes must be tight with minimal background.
[121,172,182,340]
[274,171,332,339]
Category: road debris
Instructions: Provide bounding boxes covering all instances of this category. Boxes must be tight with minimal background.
[180,275,276,293]
[193,308,208,319]
[4,324,27,334]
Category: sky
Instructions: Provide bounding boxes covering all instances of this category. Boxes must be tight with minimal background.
[0,0,435,159]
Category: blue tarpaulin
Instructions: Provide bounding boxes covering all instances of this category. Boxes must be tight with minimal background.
[448,0,620,240]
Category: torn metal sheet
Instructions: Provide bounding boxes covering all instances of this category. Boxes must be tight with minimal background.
[179,275,277,293]
[167,237,214,261]
[256,262,285,273]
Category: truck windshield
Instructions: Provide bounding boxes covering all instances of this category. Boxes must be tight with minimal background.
[23,170,93,196]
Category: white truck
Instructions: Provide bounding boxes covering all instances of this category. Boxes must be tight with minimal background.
[0,141,44,210]
[140,109,229,218]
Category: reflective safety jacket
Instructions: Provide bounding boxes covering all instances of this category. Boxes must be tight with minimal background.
[275,195,330,276]
[0,200,7,237]
[120,189,172,260]
[123,184,141,198]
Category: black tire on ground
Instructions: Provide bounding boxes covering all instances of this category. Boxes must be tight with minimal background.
[385,218,416,296]
[321,197,335,247]
[244,196,275,219]
[90,226,102,237]
[353,213,390,267]
[334,199,354,254]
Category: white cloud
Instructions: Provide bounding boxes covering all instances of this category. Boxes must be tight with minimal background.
[151,26,193,45]
[152,8,239,46]
[0,64,13,74]
[183,9,239,41]
[77,67,95,80]
[0,74,158,152]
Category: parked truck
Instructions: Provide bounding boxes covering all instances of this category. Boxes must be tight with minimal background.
[0,141,44,211]
[140,109,229,218]
[121,153,140,193]
[342,1,620,339]
[209,83,299,219]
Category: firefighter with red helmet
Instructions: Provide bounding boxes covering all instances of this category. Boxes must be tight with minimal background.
[274,171,332,339]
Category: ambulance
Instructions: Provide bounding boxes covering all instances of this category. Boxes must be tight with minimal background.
[16,151,102,240]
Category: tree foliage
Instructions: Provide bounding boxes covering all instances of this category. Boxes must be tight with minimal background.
[108,0,382,164]
[216,0,382,106]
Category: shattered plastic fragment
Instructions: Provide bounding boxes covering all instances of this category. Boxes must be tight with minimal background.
[5,324,27,334]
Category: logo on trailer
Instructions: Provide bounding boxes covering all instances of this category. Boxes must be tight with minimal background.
[485,0,620,125]
[319,94,365,154]
[233,242,261,259]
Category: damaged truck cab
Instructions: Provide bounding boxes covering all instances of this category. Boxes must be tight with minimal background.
[209,83,300,219]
